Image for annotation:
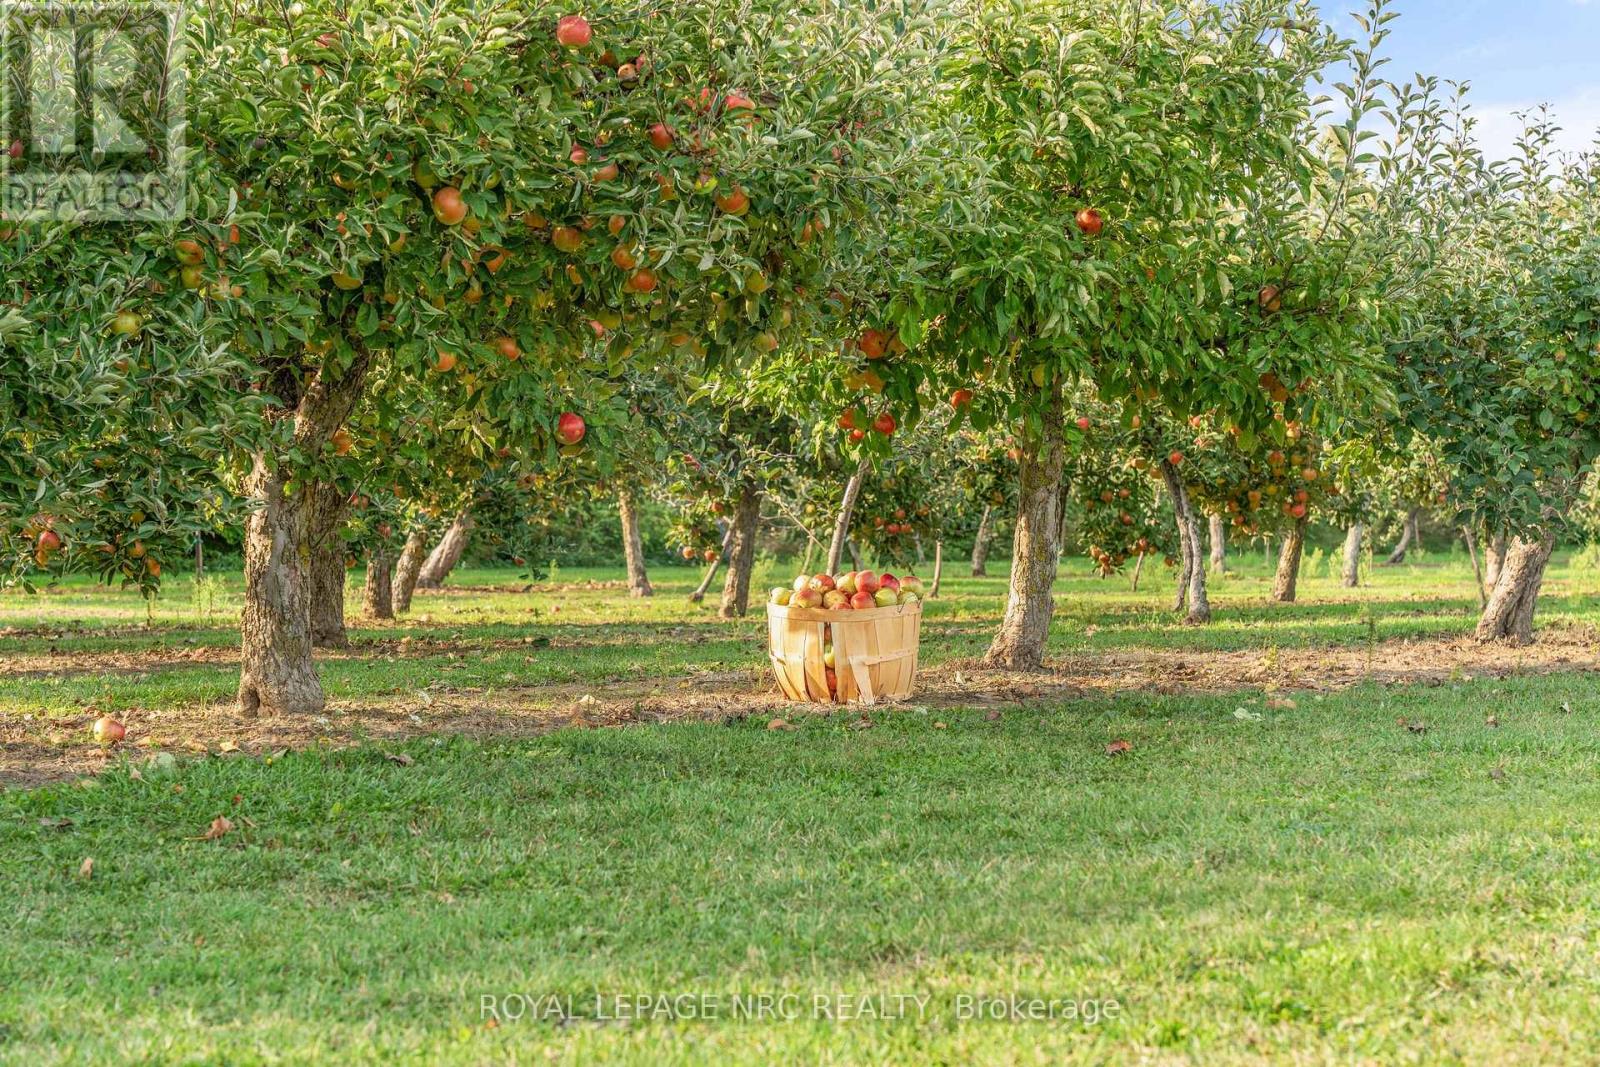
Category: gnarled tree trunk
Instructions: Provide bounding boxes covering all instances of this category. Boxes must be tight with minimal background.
[618,489,653,597]
[417,511,472,589]
[719,479,763,619]
[237,351,371,717]
[392,524,429,614]
[308,484,349,650]
[1272,518,1307,603]
[1208,513,1227,574]
[1160,459,1211,624]
[827,456,869,575]
[971,504,995,577]
[1341,523,1364,588]
[364,548,394,619]
[1476,532,1555,643]
[1383,507,1420,565]
[984,386,1065,669]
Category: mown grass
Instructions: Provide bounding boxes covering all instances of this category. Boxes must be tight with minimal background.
[3,548,1600,1062]
[5,673,1600,1063]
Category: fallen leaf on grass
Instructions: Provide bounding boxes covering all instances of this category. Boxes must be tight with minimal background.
[1490,766,1507,781]
[197,816,233,841]
[933,721,948,730]
[1397,718,1428,734]
[1266,697,1297,711]
[39,816,73,830]
[985,709,1003,723]
[1234,708,1263,721]
[1105,739,1133,757]
[846,717,873,731]
[767,718,795,732]
[126,766,142,781]
[1485,714,1499,728]
[383,751,415,766]
[78,857,93,880]
[217,740,241,754]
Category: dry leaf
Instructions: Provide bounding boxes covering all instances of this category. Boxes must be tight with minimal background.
[933,721,948,730]
[198,815,234,841]
[1105,739,1133,757]
[767,717,794,732]
[218,740,241,753]
[126,765,143,781]
[383,751,415,766]
[846,717,873,731]
[39,816,73,830]
[1266,697,1297,710]
[985,709,1003,722]
[78,857,93,879]
[1485,714,1499,728]
[1489,766,1507,781]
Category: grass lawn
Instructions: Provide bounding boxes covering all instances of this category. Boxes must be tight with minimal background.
[3,549,1600,1062]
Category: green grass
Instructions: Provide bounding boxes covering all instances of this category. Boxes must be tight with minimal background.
[3,549,1600,1062]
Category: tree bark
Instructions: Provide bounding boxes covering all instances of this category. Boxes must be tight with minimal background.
[1484,527,1509,590]
[719,479,763,618]
[1341,523,1364,588]
[237,350,371,717]
[689,559,722,603]
[1475,532,1556,643]
[417,511,473,589]
[1160,459,1211,624]
[984,386,1065,669]
[617,489,653,597]
[929,540,943,598]
[971,504,995,577]
[392,523,429,614]
[847,539,863,571]
[364,548,394,619]
[1383,507,1420,565]
[1462,525,1486,608]
[1272,517,1308,602]
[1208,513,1227,574]
[307,483,349,650]
[1130,550,1145,593]
[827,456,869,575]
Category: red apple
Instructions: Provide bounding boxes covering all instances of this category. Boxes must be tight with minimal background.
[848,429,866,443]
[849,590,875,610]
[858,329,889,359]
[838,409,858,431]
[899,574,924,596]
[949,388,974,409]
[1168,450,1184,467]
[880,574,901,593]
[855,570,880,595]
[555,411,586,445]
[555,14,592,47]
[1075,207,1104,236]
[822,590,849,610]
[836,572,858,595]
[792,587,824,609]
[1075,416,1091,431]
[431,186,468,226]
[813,573,836,593]
[872,412,897,436]
[37,529,61,552]
[648,123,674,150]
[92,715,126,744]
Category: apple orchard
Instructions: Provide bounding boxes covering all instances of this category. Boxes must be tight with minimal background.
[2,0,1597,720]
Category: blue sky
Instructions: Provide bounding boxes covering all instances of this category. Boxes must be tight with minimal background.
[1329,0,1600,158]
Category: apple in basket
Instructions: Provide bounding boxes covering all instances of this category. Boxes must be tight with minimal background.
[873,587,898,608]
[855,570,881,595]
[769,586,793,605]
[849,590,876,610]
[899,574,924,596]
[898,589,921,605]
[824,647,836,668]
[836,572,858,595]
[792,574,812,593]
[880,574,901,594]
[826,667,838,695]
[792,587,824,609]
[822,590,850,610]
[813,573,837,593]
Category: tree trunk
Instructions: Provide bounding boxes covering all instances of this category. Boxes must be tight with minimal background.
[237,351,371,717]
[984,386,1065,670]
[307,484,348,650]
[718,480,763,618]
[364,548,394,619]
[827,456,869,575]
[617,489,653,598]
[1208,513,1227,574]
[1341,523,1364,588]
[1383,507,1420,565]
[1130,551,1145,593]
[689,559,722,603]
[194,538,204,580]
[847,539,863,571]
[971,504,995,577]
[929,540,943,598]
[1272,518,1307,602]
[1160,460,1211,624]
[1462,525,1486,608]
[237,460,325,717]
[1475,532,1556,643]
[392,523,429,615]
[417,511,472,589]
[1484,527,1509,590]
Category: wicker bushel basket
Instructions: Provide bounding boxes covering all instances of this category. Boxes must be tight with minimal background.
[766,600,923,705]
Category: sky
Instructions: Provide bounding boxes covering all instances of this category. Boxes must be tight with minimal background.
[1328,0,1600,159]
